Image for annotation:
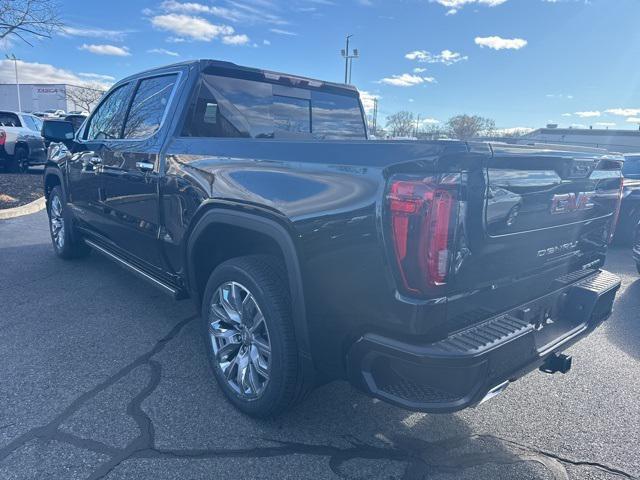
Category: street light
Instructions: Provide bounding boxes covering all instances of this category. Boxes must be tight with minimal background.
[5,54,21,112]
[341,35,359,85]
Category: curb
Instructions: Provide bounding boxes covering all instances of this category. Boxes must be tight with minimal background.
[0,196,46,220]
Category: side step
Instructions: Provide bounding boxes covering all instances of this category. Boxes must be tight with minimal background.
[84,239,187,300]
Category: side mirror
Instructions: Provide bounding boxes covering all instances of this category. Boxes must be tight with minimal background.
[42,120,75,142]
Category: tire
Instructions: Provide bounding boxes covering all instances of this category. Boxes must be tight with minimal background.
[201,255,310,417]
[47,186,90,259]
[636,262,640,275]
[13,146,29,173]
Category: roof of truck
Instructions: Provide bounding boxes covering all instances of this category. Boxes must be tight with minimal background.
[117,59,359,95]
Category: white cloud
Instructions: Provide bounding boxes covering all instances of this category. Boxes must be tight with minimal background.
[78,72,116,81]
[561,113,572,117]
[151,13,234,41]
[79,44,131,56]
[574,111,601,118]
[61,26,130,41]
[405,49,468,65]
[147,48,180,56]
[606,108,640,117]
[269,28,298,36]
[418,117,440,126]
[222,34,250,45]
[158,0,287,26]
[263,39,271,46]
[595,122,616,127]
[413,67,427,73]
[433,0,508,14]
[494,127,534,136]
[546,93,574,99]
[358,90,379,113]
[475,36,527,50]
[570,123,586,128]
[626,117,640,124]
[379,73,436,87]
[0,60,113,88]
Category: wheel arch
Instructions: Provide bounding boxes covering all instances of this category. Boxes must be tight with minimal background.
[186,206,311,356]
[43,166,66,202]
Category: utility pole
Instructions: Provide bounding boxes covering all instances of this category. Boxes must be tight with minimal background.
[341,35,359,84]
[6,54,21,112]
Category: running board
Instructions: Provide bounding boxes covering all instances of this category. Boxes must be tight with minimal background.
[84,239,185,299]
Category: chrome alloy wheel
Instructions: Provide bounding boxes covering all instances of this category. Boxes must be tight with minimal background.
[209,281,271,399]
[50,195,65,250]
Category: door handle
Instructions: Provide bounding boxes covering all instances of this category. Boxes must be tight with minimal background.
[82,155,102,172]
[136,161,154,172]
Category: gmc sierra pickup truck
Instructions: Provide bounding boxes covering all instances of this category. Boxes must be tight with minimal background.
[43,60,623,417]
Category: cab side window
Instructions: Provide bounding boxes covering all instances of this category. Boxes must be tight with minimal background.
[85,83,134,140]
[123,74,177,139]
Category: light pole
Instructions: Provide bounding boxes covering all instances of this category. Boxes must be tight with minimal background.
[5,54,21,112]
[341,35,359,85]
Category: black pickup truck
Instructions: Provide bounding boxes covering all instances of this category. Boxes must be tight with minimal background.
[43,60,623,417]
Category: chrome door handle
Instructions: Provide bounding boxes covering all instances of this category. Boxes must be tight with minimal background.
[136,161,154,172]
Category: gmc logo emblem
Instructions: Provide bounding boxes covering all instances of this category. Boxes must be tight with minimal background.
[550,192,595,214]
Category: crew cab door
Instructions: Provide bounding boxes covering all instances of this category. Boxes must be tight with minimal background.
[95,74,179,271]
[68,82,135,236]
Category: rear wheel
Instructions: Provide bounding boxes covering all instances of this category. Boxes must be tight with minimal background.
[12,146,29,173]
[201,255,310,417]
[47,186,89,259]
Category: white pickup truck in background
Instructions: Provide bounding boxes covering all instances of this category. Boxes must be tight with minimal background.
[0,111,47,173]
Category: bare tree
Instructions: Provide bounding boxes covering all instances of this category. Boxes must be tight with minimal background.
[385,111,416,138]
[0,0,63,46]
[446,114,496,140]
[64,84,106,113]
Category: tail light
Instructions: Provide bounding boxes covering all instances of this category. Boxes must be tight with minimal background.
[386,175,459,295]
[0,130,5,146]
[609,175,624,244]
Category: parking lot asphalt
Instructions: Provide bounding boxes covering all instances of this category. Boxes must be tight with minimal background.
[0,210,639,480]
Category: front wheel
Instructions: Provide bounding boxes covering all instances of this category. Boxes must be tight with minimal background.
[47,186,90,259]
[201,255,310,417]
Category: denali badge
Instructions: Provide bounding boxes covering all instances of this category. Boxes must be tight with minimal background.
[550,192,595,214]
[538,241,579,257]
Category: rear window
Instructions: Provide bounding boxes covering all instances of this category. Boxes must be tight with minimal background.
[182,74,365,140]
[0,112,21,127]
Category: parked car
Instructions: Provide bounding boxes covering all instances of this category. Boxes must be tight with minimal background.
[63,114,88,132]
[43,60,623,417]
[0,111,46,172]
[613,153,640,243]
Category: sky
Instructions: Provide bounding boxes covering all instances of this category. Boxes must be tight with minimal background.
[2,0,640,132]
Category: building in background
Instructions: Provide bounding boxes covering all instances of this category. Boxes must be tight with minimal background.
[522,126,640,154]
[0,83,104,113]
[0,83,69,112]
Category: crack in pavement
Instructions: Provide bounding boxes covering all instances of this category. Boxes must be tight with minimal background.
[0,314,197,464]
[1,310,636,480]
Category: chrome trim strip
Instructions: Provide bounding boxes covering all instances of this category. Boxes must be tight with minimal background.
[84,239,178,296]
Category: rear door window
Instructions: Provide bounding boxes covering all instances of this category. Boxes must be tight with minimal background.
[85,83,134,140]
[123,74,177,139]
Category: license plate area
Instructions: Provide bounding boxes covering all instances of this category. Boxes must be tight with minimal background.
[514,270,620,351]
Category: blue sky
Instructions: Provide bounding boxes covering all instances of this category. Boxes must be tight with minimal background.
[2,0,640,131]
